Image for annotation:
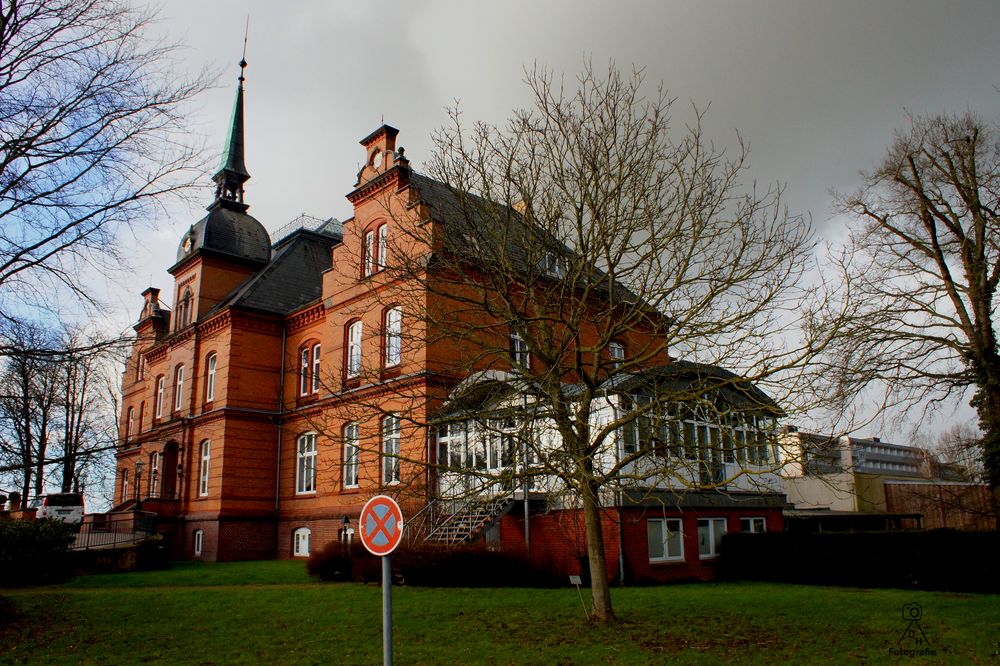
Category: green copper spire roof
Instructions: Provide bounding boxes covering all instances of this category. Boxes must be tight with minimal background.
[212,59,250,206]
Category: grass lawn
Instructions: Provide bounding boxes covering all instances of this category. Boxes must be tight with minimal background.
[1,560,997,664]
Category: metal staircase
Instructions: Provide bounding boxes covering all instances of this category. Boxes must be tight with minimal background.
[424,494,515,545]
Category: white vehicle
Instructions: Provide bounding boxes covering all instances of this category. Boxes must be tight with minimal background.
[30,493,85,524]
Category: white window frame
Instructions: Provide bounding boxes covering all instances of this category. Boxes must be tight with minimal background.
[205,353,217,402]
[510,331,529,369]
[126,407,134,441]
[193,529,203,557]
[698,517,727,559]
[155,376,165,418]
[364,230,375,276]
[121,469,129,503]
[377,224,388,270]
[174,365,185,412]
[382,414,400,485]
[740,516,766,533]
[199,439,211,497]
[347,321,363,378]
[150,451,160,498]
[343,422,359,488]
[296,432,318,494]
[299,347,310,396]
[384,307,401,367]
[648,518,684,562]
[293,527,311,557]
[311,343,321,393]
[609,341,625,369]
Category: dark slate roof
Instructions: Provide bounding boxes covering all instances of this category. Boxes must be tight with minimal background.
[206,221,341,317]
[175,200,271,267]
[407,172,643,305]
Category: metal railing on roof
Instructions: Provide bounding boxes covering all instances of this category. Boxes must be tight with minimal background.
[271,214,341,246]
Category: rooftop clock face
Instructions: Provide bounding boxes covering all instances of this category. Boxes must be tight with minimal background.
[371,150,383,169]
[183,237,193,253]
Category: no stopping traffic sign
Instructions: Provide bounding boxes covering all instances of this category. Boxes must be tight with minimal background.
[359,495,404,557]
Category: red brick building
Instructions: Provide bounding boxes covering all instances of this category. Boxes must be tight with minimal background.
[115,65,786,581]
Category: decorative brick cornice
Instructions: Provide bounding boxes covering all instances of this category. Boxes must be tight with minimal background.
[199,310,232,337]
[347,167,401,204]
[286,302,326,332]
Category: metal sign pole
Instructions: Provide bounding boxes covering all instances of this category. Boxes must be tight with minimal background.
[383,554,392,666]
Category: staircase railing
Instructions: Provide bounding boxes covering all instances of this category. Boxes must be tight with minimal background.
[71,512,156,551]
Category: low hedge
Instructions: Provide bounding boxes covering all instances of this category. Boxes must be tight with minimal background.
[308,540,564,587]
[719,529,1000,593]
[0,519,77,586]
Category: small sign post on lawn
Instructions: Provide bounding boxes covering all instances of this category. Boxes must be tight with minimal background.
[359,495,404,666]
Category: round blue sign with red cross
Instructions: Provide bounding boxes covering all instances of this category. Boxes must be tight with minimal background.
[359,495,404,557]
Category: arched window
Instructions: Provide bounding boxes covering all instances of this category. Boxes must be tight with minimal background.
[198,439,211,496]
[193,529,204,557]
[377,224,388,270]
[382,414,400,485]
[125,407,134,441]
[178,288,193,329]
[296,432,317,494]
[293,527,311,557]
[363,223,388,277]
[312,343,321,393]
[343,422,359,488]
[173,365,185,412]
[150,451,160,498]
[384,307,401,367]
[120,469,129,504]
[299,347,310,396]
[154,376,166,418]
[205,353,217,402]
[346,321,363,378]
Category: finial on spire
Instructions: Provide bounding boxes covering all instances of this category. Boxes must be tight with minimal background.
[239,17,249,83]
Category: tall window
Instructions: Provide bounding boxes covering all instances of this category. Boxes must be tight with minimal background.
[150,452,160,498]
[312,343,321,393]
[154,376,165,418]
[698,518,727,559]
[193,529,203,557]
[137,402,144,435]
[648,518,684,562]
[299,347,310,395]
[377,224,388,270]
[177,288,193,330]
[363,229,376,276]
[296,432,318,494]
[510,331,529,369]
[347,321,363,378]
[199,439,211,496]
[343,422,359,488]
[205,353,217,402]
[382,414,400,484]
[293,527,311,557]
[125,407,134,441]
[120,469,129,504]
[384,307,401,367]
[609,342,625,369]
[138,355,146,381]
[174,365,185,412]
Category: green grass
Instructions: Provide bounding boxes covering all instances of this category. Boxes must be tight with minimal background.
[2,561,997,664]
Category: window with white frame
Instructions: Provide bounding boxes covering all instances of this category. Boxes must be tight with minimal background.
[150,451,160,498]
[120,469,129,503]
[609,342,625,369]
[347,321,363,378]
[363,229,376,276]
[648,518,684,562]
[293,527,311,557]
[193,529,203,557]
[740,517,766,533]
[205,353,217,402]
[382,414,400,484]
[510,331,529,369]
[174,365,185,412]
[311,343,321,393]
[299,347,310,396]
[296,432,318,494]
[698,518,727,558]
[384,307,401,367]
[437,422,466,469]
[154,376,165,418]
[343,422,359,488]
[198,439,211,496]
[377,224,388,271]
[126,407,134,441]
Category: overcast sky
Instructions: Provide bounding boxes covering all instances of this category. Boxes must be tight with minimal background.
[100,0,1000,436]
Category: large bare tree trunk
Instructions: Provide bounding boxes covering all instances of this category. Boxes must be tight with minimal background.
[581,479,614,621]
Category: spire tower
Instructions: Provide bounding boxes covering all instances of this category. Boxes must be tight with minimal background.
[212,58,250,208]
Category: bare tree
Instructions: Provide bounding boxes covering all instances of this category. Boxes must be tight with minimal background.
[358,63,826,621]
[0,0,210,324]
[822,112,1000,522]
